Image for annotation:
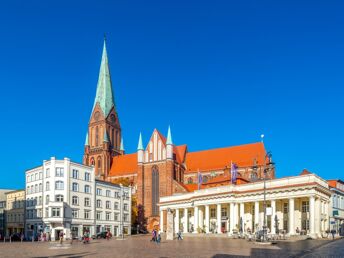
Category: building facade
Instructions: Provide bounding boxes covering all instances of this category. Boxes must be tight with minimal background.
[82,41,275,230]
[328,179,344,236]
[25,157,131,240]
[0,189,14,238]
[159,174,331,239]
[5,190,25,237]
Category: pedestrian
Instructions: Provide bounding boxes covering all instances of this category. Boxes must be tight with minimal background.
[59,231,63,245]
[156,232,161,244]
[177,230,183,240]
[331,229,336,240]
[150,229,156,242]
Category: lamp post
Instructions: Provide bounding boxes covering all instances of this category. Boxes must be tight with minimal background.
[262,151,273,242]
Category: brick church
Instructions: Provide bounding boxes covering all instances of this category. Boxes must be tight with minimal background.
[83,41,275,230]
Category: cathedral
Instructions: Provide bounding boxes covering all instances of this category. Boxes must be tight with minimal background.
[83,41,275,230]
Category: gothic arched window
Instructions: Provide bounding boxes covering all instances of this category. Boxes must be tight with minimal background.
[90,158,95,166]
[97,157,102,169]
[96,126,99,146]
[151,166,159,216]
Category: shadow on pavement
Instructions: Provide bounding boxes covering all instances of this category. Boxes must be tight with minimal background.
[31,252,93,258]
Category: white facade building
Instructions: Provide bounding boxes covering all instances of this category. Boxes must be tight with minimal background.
[25,157,131,240]
[159,174,331,239]
[328,180,344,236]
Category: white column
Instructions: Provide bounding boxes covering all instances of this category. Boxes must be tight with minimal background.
[175,209,180,233]
[271,200,276,234]
[193,206,199,233]
[205,205,210,233]
[315,198,321,235]
[217,204,222,234]
[226,204,230,232]
[254,201,259,232]
[183,208,188,233]
[289,198,295,235]
[230,203,235,233]
[310,196,315,235]
[240,203,244,232]
[160,210,164,232]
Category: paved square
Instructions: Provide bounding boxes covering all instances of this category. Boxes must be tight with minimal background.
[0,235,341,258]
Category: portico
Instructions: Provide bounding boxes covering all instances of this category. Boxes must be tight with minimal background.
[159,174,331,238]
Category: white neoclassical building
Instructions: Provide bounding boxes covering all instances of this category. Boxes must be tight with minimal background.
[25,157,131,240]
[159,174,332,238]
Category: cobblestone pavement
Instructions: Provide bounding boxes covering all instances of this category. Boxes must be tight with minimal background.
[0,235,341,258]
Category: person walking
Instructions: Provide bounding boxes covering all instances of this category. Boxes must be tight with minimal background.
[59,231,63,245]
[156,232,161,244]
[177,230,183,240]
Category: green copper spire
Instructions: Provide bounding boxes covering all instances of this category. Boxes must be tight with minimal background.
[103,129,109,142]
[120,137,125,151]
[85,132,89,146]
[92,39,116,117]
[166,125,173,145]
[137,132,144,150]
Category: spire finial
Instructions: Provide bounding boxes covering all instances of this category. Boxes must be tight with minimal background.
[137,132,144,150]
[120,137,125,151]
[85,132,89,146]
[166,125,173,145]
[103,130,109,142]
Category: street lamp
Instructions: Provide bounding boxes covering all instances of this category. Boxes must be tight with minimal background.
[262,151,273,242]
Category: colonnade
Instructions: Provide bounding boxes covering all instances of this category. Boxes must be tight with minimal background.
[160,196,329,237]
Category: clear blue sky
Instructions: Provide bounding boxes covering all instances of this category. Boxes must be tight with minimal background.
[0,0,343,189]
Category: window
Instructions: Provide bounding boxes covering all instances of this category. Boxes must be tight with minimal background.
[106,212,111,221]
[72,169,78,179]
[114,213,119,221]
[106,190,111,197]
[96,126,99,146]
[52,208,61,217]
[72,196,79,205]
[27,175,30,183]
[151,165,159,216]
[72,182,79,192]
[46,181,50,191]
[97,199,102,208]
[46,168,50,178]
[39,183,42,192]
[96,188,102,196]
[55,181,64,190]
[30,185,34,194]
[97,211,102,220]
[221,207,227,217]
[55,195,64,202]
[46,195,50,205]
[124,203,128,211]
[38,196,42,205]
[97,157,102,170]
[302,201,309,213]
[283,203,289,214]
[85,185,91,193]
[84,197,90,207]
[85,172,91,181]
[123,213,129,222]
[210,208,216,218]
[39,172,42,179]
[114,192,120,199]
[187,177,193,184]
[35,173,38,181]
[55,167,64,177]
[45,208,49,217]
[84,210,90,219]
[26,186,29,194]
[31,174,34,182]
[106,201,111,209]
[35,184,38,193]
[114,202,119,210]
[72,209,78,218]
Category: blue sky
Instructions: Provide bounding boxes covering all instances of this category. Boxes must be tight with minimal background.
[0,0,343,189]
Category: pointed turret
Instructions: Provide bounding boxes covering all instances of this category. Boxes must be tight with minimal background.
[137,132,144,163]
[137,132,144,150]
[92,39,116,118]
[166,126,173,160]
[103,130,109,142]
[85,132,89,146]
[166,125,173,145]
[120,137,125,152]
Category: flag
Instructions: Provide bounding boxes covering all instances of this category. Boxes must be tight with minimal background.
[197,170,203,190]
[231,162,238,184]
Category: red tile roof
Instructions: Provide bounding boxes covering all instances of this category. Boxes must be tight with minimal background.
[109,153,137,177]
[174,144,187,164]
[185,142,266,173]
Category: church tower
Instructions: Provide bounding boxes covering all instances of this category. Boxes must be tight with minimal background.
[83,39,121,180]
